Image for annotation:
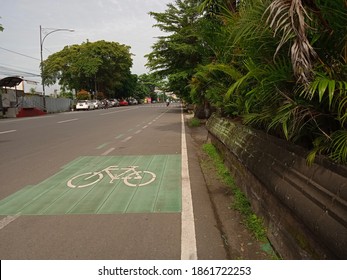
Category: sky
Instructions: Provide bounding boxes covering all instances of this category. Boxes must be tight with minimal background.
[0,0,172,93]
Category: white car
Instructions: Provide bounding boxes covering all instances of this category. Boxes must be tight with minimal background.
[88,100,95,110]
[128,98,138,105]
[91,100,100,109]
[76,100,91,110]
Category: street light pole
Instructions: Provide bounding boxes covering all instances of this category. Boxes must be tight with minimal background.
[40,25,74,112]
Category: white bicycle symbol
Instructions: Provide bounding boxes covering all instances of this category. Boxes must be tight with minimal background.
[67,165,156,188]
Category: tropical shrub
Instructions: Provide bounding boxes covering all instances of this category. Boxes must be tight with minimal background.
[195,0,347,164]
[148,0,347,164]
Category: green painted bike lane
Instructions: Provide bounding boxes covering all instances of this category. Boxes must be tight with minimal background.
[0,155,181,215]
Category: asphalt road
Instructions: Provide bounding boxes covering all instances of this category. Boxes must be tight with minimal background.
[0,103,225,259]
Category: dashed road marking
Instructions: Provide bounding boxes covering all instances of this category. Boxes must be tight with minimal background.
[101,148,115,156]
[97,143,110,150]
[0,130,16,135]
[100,108,136,116]
[0,214,20,230]
[122,136,132,143]
[57,118,78,124]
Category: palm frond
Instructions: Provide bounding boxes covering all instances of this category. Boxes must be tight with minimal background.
[299,74,347,127]
[338,96,347,127]
[307,129,347,165]
[330,130,347,163]
[205,63,243,80]
[264,0,317,83]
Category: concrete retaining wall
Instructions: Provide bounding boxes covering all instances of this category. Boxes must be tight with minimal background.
[206,113,347,259]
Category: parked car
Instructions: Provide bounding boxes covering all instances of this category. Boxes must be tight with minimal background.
[91,100,101,109]
[119,99,128,106]
[76,100,90,110]
[88,100,95,110]
[128,98,138,105]
[108,99,119,107]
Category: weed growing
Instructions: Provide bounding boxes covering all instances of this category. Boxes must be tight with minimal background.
[202,143,267,241]
[188,117,201,127]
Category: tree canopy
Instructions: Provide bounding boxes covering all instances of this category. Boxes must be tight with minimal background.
[146,0,209,102]
[42,40,133,98]
[134,73,162,97]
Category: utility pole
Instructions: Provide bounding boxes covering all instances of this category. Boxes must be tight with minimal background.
[40,25,74,111]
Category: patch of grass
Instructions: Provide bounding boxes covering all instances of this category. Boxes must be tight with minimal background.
[202,143,267,242]
[187,117,201,127]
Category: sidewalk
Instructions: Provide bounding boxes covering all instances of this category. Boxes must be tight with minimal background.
[185,114,276,260]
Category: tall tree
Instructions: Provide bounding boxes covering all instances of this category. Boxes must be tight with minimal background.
[135,73,164,99]
[198,0,238,14]
[146,0,206,101]
[42,40,132,97]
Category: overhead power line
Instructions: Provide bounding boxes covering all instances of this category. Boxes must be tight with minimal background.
[0,46,40,61]
[0,65,40,77]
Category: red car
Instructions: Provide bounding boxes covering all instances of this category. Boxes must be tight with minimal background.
[119,99,128,106]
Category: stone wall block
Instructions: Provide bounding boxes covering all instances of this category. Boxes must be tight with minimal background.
[206,113,347,259]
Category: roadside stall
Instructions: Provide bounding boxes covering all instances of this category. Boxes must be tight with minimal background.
[0,76,23,118]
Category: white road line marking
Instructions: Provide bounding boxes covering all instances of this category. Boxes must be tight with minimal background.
[97,143,109,150]
[100,108,136,115]
[181,110,197,260]
[101,148,115,156]
[0,130,16,135]
[122,136,132,142]
[142,125,148,129]
[135,130,142,134]
[0,214,20,230]
[57,118,78,124]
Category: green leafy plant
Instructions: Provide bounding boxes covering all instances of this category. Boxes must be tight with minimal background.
[148,0,347,165]
[187,117,201,127]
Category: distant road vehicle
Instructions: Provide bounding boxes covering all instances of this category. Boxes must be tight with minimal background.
[100,99,109,109]
[91,100,101,109]
[108,99,119,107]
[119,99,128,106]
[128,98,138,105]
[76,100,90,110]
[88,100,95,110]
